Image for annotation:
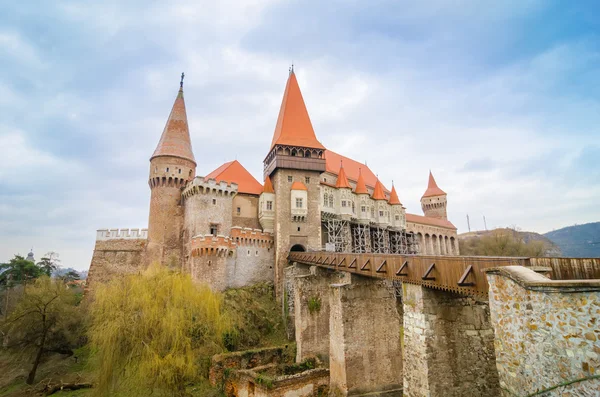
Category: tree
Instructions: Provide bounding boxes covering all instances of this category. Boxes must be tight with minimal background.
[60,270,80,284]
[460,228,547,257]
[1,276,83,384]
[0,255,44,287]
[36,252,60,277]
[88,264,230,396]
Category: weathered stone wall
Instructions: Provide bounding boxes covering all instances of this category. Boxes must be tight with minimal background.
[283,264,312,340]
[236,367,329,397]
[293,266,350,363]
[486,266,600,397]
[183,189,234,239]
[87,239,147,289]
[272,169,323,300]
[227,244,274,289]
[402,283,499,397]
[329,275,403,396]
[232,194,261,229]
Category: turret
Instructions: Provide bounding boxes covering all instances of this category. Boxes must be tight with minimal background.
[388,183,406,229]
[372,178,389,226]
[146,74,197,267]
[335,163,353,219]
[259,176,275,233]
[421,171,447,220]
[354,169,371,222]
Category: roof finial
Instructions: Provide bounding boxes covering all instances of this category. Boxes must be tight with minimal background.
[289,63,294,74]
[180,72,185,89]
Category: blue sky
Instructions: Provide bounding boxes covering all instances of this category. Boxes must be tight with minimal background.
[1,0,598,270]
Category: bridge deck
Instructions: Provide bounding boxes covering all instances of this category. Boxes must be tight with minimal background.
[288,251,530,296]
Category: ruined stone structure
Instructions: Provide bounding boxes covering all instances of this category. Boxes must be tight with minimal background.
[88,69,459,292]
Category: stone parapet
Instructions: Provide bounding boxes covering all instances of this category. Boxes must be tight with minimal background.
[182,176,238,199]
[190,234,235,256]
[230,226,274,247]
[96,228,148,240]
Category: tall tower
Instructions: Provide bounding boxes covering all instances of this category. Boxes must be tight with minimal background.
[264,69,326,299]
[421,171,447,220]
[146,75,197,267]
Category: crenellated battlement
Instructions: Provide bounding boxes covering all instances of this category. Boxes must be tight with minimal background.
[231,227,274,247]
[190,234,235,257]
[96,228,148,241]
[182,176,238,199]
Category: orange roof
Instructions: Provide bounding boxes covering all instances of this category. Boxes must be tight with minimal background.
[151,87,196,164]
[270,71,325,150]
[205,160,263,195]
[422,171,446,198]
[354,169,369,194]
[335,164,352,189]
[263,176,274,193]
[323,150,387,192]
[406,213,456,230]
[291,181,308,191]
[372,178,387,200]
[388,184,402,205]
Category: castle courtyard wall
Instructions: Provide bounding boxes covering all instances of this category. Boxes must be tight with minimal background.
[232,194,261,230]
[87,237,147,289]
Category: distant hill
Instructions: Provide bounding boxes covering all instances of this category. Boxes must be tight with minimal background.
[544,222,600,258]
[53,268,88,279]
[459,228,562,257]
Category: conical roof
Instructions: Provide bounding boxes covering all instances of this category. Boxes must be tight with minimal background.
[354,169,369,194]
[151,86,196,164]
[335,164,352,189]
[270,71,325,150]
[263,176,274,193]
[422,171,446,198]
[372,178,387,200]
[389,184,402,205]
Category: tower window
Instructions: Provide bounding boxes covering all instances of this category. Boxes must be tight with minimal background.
[296,198,303,208]
[329,195,333,207]
[297,227,301,231]
[166,167,169,172]
[323,194,327,206]
[209,224,218,235]
[395,214,400,221]
[288,176,293,183]
[266,201,273,210]
[305,177,310,184]
[212,199,216,205]
[341,200,347,207]
[236,207,241,215]
[178,169,181,174]
[379,210,384,217]
[361,205,366,213]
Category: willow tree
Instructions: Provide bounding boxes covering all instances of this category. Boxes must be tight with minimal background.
[88,265,230,396]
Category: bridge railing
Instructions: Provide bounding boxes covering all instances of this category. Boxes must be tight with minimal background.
[288,251,530,296]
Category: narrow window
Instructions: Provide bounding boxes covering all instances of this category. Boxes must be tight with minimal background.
[395,215,400,221]
[212,198,216,205]
[166,167,169,172]
[329,195,333,207]
[178,169,181,174]
[266,201,273,210]
[341,200,347,207]
[379,210,384,217]
[296,198,303,208]
[305,176,310,184]
[297,227,301,232]
[288,176,293,183]
[209,224,218,235]
[361,205,366,213]
[324,178,327,183]
[236,207,241,215]
[323,194,328,206]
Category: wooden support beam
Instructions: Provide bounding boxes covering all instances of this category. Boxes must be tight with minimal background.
[396,261,408,276]
[422,263,436,281]
[376,260,387,273]
[361,259,371,271]
[457,265,475,287]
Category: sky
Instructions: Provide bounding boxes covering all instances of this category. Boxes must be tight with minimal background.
[1,0,599,270]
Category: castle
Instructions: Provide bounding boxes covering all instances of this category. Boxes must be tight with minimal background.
[88,69,459,294]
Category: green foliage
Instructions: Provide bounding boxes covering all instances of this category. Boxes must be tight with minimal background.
[222,283,287,351]
[61,270,81,283]
[460,228,547,257]
[0,276,84,384]
[255,373,274,389]
[36,252,61,277]
[282,357,316,375]
[0,255,44,287]
[88,264,230,396]
[308,296,321,314]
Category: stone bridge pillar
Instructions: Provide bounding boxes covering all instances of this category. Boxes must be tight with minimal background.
[293,265,350,362]
[329,275,403,396]
[402,283,499,397]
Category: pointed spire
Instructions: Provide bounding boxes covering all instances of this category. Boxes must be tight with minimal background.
[270,71,325,150]
[372,178,386,200]
[151,76,196,164]
[354,168,369,194]
[389,182,402,205]
[263,175,274,193]
[335,163,351,189]
[422,171,446,198]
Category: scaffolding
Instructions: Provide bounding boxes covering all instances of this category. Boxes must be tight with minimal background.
[371,226,390,254]
[351,223,371,253]
[389,230,405,254]
[406,232,419,255]
[325,218,351,253]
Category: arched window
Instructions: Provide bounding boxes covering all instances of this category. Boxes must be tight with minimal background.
[291,149,297,156]
[324,193,328,206]
[328,195,333,207]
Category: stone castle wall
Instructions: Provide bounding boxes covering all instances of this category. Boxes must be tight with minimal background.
[486,266,600,397]
[87,237,147,289]
[232,194,261,229]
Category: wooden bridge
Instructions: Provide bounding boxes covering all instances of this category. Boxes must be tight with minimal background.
[288,251,600,296]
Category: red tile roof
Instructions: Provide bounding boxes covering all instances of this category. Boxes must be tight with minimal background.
[354,169,369,194]
[388,184,402,205]
[151,88,196,164]
[205,160,263,195]
[406,213,456,230]
[335,164,352,189]
[422,171,446,198]
[372,178,387,200]
[263,176,274,193]
[291,181,308,191]
[270,72,325,150]
[324,150,387,192]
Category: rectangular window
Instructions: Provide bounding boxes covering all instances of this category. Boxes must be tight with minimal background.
[212,198,216,205]
[236,207,241,215]
[288,176,293,182]
[296,198,303,208]
[305,176,310,184]
[341,200,347,207]
[379,210,384,217]
[361,205,366,213]
[395,215,400,221]
[209,224,218,235]
[266,201,273,210]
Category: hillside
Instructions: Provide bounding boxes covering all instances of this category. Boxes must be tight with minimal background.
[459,228,562,257]
[544,222,600,258]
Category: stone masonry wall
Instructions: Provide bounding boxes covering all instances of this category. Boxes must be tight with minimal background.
[486,267,600,397]
[227,244,273,289]
[402,283,499,397]
[232,194,261,230]
[329,275,403,396]
[87,239,147,290]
